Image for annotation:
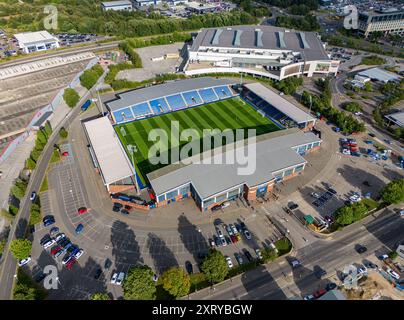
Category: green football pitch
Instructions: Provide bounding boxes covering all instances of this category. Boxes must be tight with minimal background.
[114,97,280,184]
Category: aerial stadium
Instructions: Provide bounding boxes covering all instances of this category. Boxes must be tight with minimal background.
[83,77,322,211]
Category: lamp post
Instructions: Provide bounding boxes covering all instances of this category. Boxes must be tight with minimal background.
[127,144,140,195]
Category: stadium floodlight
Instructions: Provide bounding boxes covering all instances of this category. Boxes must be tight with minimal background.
[127,144,140,196]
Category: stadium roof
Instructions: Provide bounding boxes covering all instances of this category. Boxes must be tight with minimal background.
[190,25,330,61]
[14,31,59,45]
[358,67,401,83]
[244,82,316,124]
[148,129,321,199]
[105,77,236,112]
[101,0,132,6]
[84,116,133,185]
[385,111,404,128]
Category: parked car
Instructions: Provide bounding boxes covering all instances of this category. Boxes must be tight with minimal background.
[62,254,73,265]
[235,253,244,265]
[226,225,233,236]
[104,259,112,270]
[75,224,84,234]
[235,223,242,233]
[243,229,252,240]
[311,192,320,198]
[112,204,122,212]
[211,204,222,212]
[55,233,66,243]
[378,254,389,261]
[120,209,130,215]
[255,248,263,260]
[50,227,59,237]
[226,256,233,268]
[185,261,193,274]
[73,249,84,260]
[213,235,221,247]
[77,207,87,215]
[313,289,327,299]
[327,187,337,195]
[357,265,368,275]
[239,222,247,230]
[110,273,118,284]
[51,246,61,256]
[65,258,77,270]
[18,256,32,267]
[116,272,125,285]
[304,294,315,300]
[363,261,378,270]
[289,258,301,268]
[386,268,400,280]
[230,235,238,244]
[287,203,299,210]
[220,237,227,247]
[230,224,238,235]
[94,268,102,279]
[325,282,337,291]
[43,217,55,227]
[220,201,230,209]
[40,234,51,245]
[356,245,367,254]
[216,228,224,238]
[43,239,56,249]
[243,250,253,262]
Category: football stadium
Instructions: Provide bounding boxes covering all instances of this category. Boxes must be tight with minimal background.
[84,77,322,211]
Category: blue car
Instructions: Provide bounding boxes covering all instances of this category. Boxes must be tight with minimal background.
[43,219,55,227]
[75,224,84,234]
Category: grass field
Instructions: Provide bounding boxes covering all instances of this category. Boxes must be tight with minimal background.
[115,97,280,184]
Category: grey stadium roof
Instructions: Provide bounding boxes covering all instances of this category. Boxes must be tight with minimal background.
[148,129,321,199]
[105,77,236,112]
[244,82,316,124]
[190,25,330,61]
[385,111,404,128]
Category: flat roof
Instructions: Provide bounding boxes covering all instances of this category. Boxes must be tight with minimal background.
[148,129,321,199]
[190,25,330,61]
[244,82,316,124]
[102,0,132,6]
[358,67,401,83]
[14,31,59,45]
[385,111,404,127]
[105,77,236,112]
[84,116,133,185]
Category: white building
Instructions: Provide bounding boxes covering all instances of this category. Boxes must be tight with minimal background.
[101,0,133,11]
[358,9,404,37]
[14,31,60,54]
[184,25,339,81]
[133,0,162,7]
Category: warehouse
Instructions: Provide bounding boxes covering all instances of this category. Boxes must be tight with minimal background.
[148,128,321,211]
[101,0,133,11]
[185,25,339,80]
[14,31,60,54]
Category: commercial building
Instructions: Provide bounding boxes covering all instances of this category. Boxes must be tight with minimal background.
[184,25,339,80]
[101,0,133,11]
[133,0,162,7]
[358,8,404,37]
[385,111,404,128]
[357,67,401,83]
[185,1,220,14]
[14,31,60,54]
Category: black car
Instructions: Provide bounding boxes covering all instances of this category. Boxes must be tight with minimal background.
[213,235,221,247]
[104,259,112,270]
[235,223,242,233]
[368,133,375,137]
[94,268,102,279]
[363,181,371,187]
[325,282,337,291]
[112,203,122,212]
[243,250,253,262]
[313,266,327,279]
[39,234,51,245]
[239,222,247,230]
[211,204,222,212]
[327,187,337,195]
[34,272,47,283]
[185,261,193,274]
[42,215,55,223]
[356,245,367,254]
[120,209,130,215]
[288,203,299,210]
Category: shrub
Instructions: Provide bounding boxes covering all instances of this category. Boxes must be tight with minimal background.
[63,88,80,108]
[59,127,68,139]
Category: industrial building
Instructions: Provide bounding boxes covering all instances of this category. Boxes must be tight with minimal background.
[101,0,133,11]
[184,25,339,80]
[358,8,404,37]
[14,31,60,54]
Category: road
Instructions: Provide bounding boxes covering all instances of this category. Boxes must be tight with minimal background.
[0,41,120,67]
[0,73,107,299]
[188,207,403,300]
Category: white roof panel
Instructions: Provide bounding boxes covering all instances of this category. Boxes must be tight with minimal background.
[14,31,58,45]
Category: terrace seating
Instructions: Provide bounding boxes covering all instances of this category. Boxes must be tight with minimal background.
[132,102,153,118]
[182,90,203,106]
[198,88,218,103]
[214,86,233,99]
[113,107,134,123]
[166,94,187,111]
[149,98,170,114]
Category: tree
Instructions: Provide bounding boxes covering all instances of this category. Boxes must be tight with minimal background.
[262,247,278,263]
[344,102,361,113]
[335,205,355,226]
[80,70,98,90]
[59,127,68,139]
[63,88,80,108]
[11,185,25,200]
[44,121,52,136]
[26,157,36,170]
[363,81,372,92]
[122,266,156,300]
[380,179,404,204]
[91,293,111,300]
[160,267,190,298]
[201,249,228,284]
[10,239,32,261]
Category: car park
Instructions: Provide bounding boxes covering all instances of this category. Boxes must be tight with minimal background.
[185,261,193,274]
[110,273,118,284]
[116,272,125,285]
[226,257,233,268]
[18,256,32,267]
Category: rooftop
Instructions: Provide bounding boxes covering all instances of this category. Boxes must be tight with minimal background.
[385,111,404,128]
[14,31,59,45]
[105,77,236,112]
[244,82,316,124]
[190,25,330,61]
[358,67,401,83]
[148,128,321,199]
[101,0,132,6]
[83,116,133,185]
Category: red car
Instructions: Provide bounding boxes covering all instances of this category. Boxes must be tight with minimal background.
[313,289,327,299]
[77,207,88,215]
[51,246,61,256]
[230,235,238,244]
[62,151,69,157]
[65,258,77,270]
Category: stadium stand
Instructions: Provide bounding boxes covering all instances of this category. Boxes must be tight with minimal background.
[165,94,187,111]
[149,98,171,114]
[198,88,218,103]
[131,102,153,118]
[182,90,203,106]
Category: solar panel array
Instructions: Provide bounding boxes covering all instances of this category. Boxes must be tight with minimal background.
[113,85,234,124]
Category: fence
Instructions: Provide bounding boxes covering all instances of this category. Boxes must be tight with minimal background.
[0,57,98,165]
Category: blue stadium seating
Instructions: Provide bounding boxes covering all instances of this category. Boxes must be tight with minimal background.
[113,107,134,123]
[132,102,152,117]
[182,91,203,106]
[166,94,187,111]
[214,86,232,99]
[149,98,170,114]
[198,88,218,103]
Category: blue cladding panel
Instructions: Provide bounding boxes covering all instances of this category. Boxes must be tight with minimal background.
[213,86,232,99]
[182,91,203,106]
[166,94,187,111]
[198,88,218,103]
[113,107,133,123]
[149,98,170,114]
[132,102,152,117]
